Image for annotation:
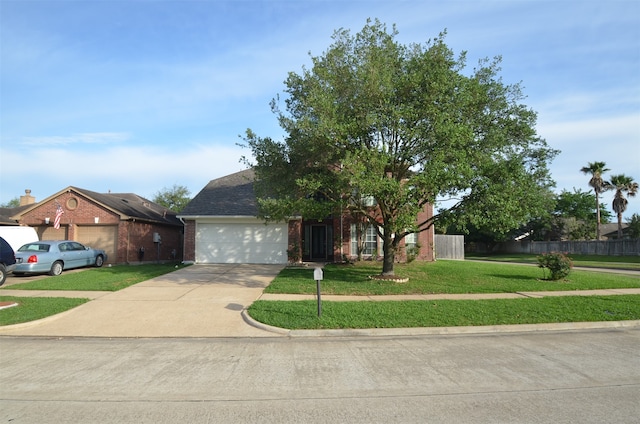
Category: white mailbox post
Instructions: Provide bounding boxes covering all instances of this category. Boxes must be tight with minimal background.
[314,267,323,317]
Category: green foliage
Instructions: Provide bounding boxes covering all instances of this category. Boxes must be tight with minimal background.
[610,174,638,238]
[556,188,611,222]
[242,19,558,274]
[152,184,191,213]
[405,242,421,263]
[0,197,20,208]
[627,213,640,238]
[287,240,302,263]
[516,188,613,241]
[537,252,573,280]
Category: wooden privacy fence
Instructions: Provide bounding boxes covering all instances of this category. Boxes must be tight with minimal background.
[434,234,465,259]
[498,239,640,256]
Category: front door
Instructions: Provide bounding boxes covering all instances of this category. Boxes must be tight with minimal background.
[310,225,327,261]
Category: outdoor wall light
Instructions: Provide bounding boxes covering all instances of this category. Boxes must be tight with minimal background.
[94,217,100,223]
[45,217,50,224]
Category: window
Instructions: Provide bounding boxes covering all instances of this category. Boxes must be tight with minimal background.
[361,195,377,207]
[405,232,417,249]
[350,224,378,256]
[66,197,78,210]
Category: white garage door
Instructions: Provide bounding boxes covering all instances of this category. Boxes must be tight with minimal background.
[196,221,287,264]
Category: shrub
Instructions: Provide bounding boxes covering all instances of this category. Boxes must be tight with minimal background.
[537,252,573,280]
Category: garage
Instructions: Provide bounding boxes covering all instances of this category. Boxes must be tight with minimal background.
[195,220,287,264]
[77,225,118,263]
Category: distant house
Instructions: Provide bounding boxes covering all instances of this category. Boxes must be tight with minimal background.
[601,223,631,240]
[179,169,434,264]
[8,188,183,263]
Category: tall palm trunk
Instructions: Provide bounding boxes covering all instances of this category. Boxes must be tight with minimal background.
[595,190,602,240]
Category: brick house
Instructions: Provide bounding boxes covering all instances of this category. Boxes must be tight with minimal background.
[179,169,434,264]
[9,187,183,264]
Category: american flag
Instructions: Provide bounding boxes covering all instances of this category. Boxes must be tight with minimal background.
[54,205,64,229]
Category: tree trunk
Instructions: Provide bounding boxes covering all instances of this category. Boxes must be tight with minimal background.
[618,212,623,239]
[381,232,395,275]
[595,191,601,241]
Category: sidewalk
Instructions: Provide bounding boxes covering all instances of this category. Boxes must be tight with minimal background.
[258,288,640,302]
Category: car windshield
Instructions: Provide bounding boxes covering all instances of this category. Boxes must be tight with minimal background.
[18,243,51,252]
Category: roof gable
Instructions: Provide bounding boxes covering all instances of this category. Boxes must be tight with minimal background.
[180,169,257,216]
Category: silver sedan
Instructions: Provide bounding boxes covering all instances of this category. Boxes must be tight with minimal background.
[14,240,107,276]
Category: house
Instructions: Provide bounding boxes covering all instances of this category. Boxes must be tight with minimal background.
[8,188,183,264]
[601,223,631,240]
[179,169,435,264]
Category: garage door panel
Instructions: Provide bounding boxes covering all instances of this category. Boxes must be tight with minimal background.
[77,226,117,263]
[196,222,287,264]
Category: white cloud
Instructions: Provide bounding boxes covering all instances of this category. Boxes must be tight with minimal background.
[20,132,131,147]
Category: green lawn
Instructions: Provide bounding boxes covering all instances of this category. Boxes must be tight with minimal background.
[466,253,640,270]
[2,263,183,291]
[248,260,640,330]
[0,296,90,326]
[249,295,640,329]
[265,260,640,295]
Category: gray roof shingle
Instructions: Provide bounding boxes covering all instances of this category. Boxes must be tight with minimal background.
[70,187,182,226]
[180,168,257,216]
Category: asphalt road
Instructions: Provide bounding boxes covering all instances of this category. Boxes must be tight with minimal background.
[2,328,639,423]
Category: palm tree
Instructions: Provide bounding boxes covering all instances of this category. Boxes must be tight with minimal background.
[580,161,611,240]
[609,174,638,239]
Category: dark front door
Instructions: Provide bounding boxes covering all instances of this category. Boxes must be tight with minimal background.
[311,225,327,260]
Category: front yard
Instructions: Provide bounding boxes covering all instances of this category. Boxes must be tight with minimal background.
[248,260,640,330]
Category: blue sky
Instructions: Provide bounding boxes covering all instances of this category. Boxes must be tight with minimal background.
[1,0,639,219]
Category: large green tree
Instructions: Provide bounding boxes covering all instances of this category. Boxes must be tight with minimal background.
[152,184,191,213]
[580,161,611,240]
[242,20,558,275]
[609,174,638,239]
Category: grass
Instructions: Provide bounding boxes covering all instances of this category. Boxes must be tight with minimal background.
[250,259,640,330]
[466,253,640,271]
[2,263,183,291]
[248,295,640,329]
[0,296,90,326]
[266,260,640,295]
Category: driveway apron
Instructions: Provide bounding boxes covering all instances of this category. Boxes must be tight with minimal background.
[0,264,285,338]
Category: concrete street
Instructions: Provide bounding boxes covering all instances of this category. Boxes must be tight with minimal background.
[2,329,639,423]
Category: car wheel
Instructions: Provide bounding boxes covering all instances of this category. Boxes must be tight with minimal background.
[95,255,104,267]
[49,261,63,276]
[0,264,6,286]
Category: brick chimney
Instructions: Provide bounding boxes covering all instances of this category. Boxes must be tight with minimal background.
[19,189,36,206]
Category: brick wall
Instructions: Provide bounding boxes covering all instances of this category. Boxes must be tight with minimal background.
[183,219,196,262]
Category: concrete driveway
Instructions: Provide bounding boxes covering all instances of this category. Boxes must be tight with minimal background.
[0,264,285,338]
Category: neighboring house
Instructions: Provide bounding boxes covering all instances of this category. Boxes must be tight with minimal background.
[601,223,631,240]
[179,169,435,264]
[8,187,183,264]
